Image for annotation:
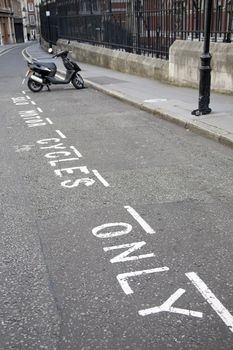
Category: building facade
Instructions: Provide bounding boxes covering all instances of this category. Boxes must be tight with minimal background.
[21,0,39,41]
[0,0,24,44]
[12,0,24,42]
[0,0,40,45]
[0,0,14,44]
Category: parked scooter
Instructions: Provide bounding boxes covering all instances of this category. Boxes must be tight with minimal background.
[26,50,84,92]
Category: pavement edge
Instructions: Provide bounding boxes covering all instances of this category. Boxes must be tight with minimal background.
[84,78,233,149]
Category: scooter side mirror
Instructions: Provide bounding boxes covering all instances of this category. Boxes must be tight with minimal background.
[48,48,53,54]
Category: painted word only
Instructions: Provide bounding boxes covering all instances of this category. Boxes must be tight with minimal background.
[91,206,233,333]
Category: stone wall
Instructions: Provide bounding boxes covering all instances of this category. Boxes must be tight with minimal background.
[41,37,233,95]
[55,39,169,83]
[169,40,233,95]
[169,40,202,89]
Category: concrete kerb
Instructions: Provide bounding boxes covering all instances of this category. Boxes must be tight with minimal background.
[219,134,233,148]
[187,120,233,147]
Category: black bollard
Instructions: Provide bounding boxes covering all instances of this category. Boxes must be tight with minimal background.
[192,0,213,116]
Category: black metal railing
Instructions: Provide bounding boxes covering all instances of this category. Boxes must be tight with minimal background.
[40,0,233,59]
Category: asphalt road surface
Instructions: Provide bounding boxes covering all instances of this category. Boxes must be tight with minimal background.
[0,44,233,350]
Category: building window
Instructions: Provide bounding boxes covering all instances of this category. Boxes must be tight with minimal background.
[28,2,34,12]
[29,15,35,25]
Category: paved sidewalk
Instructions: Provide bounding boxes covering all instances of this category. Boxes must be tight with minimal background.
[25,43,233,148]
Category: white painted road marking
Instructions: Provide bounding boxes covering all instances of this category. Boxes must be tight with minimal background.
[144,98,167,103]
[11,99,47,128]
[92,222,132,239]
[139,288,203,318]
[44,150,72,158]
[103,241,155,263]
[48,158,80,167]
[40,142,66,150]
[0,47,15,57]
[117,267,169,295]
[54,165,89,177]
[92,170,110,187]
[56,130,66,139]
[37,107,43,113]
[46,118,53,124]
[37,138,60,145]
[12,97,29,105]
[36,137,97,189]
[186,272,233,333]
[18,109,46,127]
[31,101,36,105]
[14,145,34,152]
[70,146,82,158]
[61,177,95,188]
[124,206,155,234]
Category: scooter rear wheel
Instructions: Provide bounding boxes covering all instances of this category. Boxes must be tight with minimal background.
[72,73,84,89]
[28,78,43,92]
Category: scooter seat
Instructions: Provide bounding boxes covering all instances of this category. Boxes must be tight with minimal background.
[36,62,56,71]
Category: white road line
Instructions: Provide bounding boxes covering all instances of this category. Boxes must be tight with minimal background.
[22,79,25,85]
[31,101,36,105]
[21,48,28,61]
[117,267,169,295]
[0,47,15,56]
[46,118,53,124]
[144,98,167,103]
[124,206,155,234]
[22,91,26,94]
[37,107,43,113]
[70,146,82,158]
[49,158,80,167]
[55,130,66,139]
[186,272,233,333]
[26,95,31,100]
[92,170,110,187]
[139,288,203,318]
[103,241,154,263]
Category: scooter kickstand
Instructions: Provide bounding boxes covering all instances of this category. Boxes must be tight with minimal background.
[46,84,51,91]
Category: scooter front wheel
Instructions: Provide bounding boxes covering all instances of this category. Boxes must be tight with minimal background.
[72,73,84,89]
[27,78,43,92]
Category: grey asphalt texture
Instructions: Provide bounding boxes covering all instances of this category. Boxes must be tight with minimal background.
[0,43,233,350]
